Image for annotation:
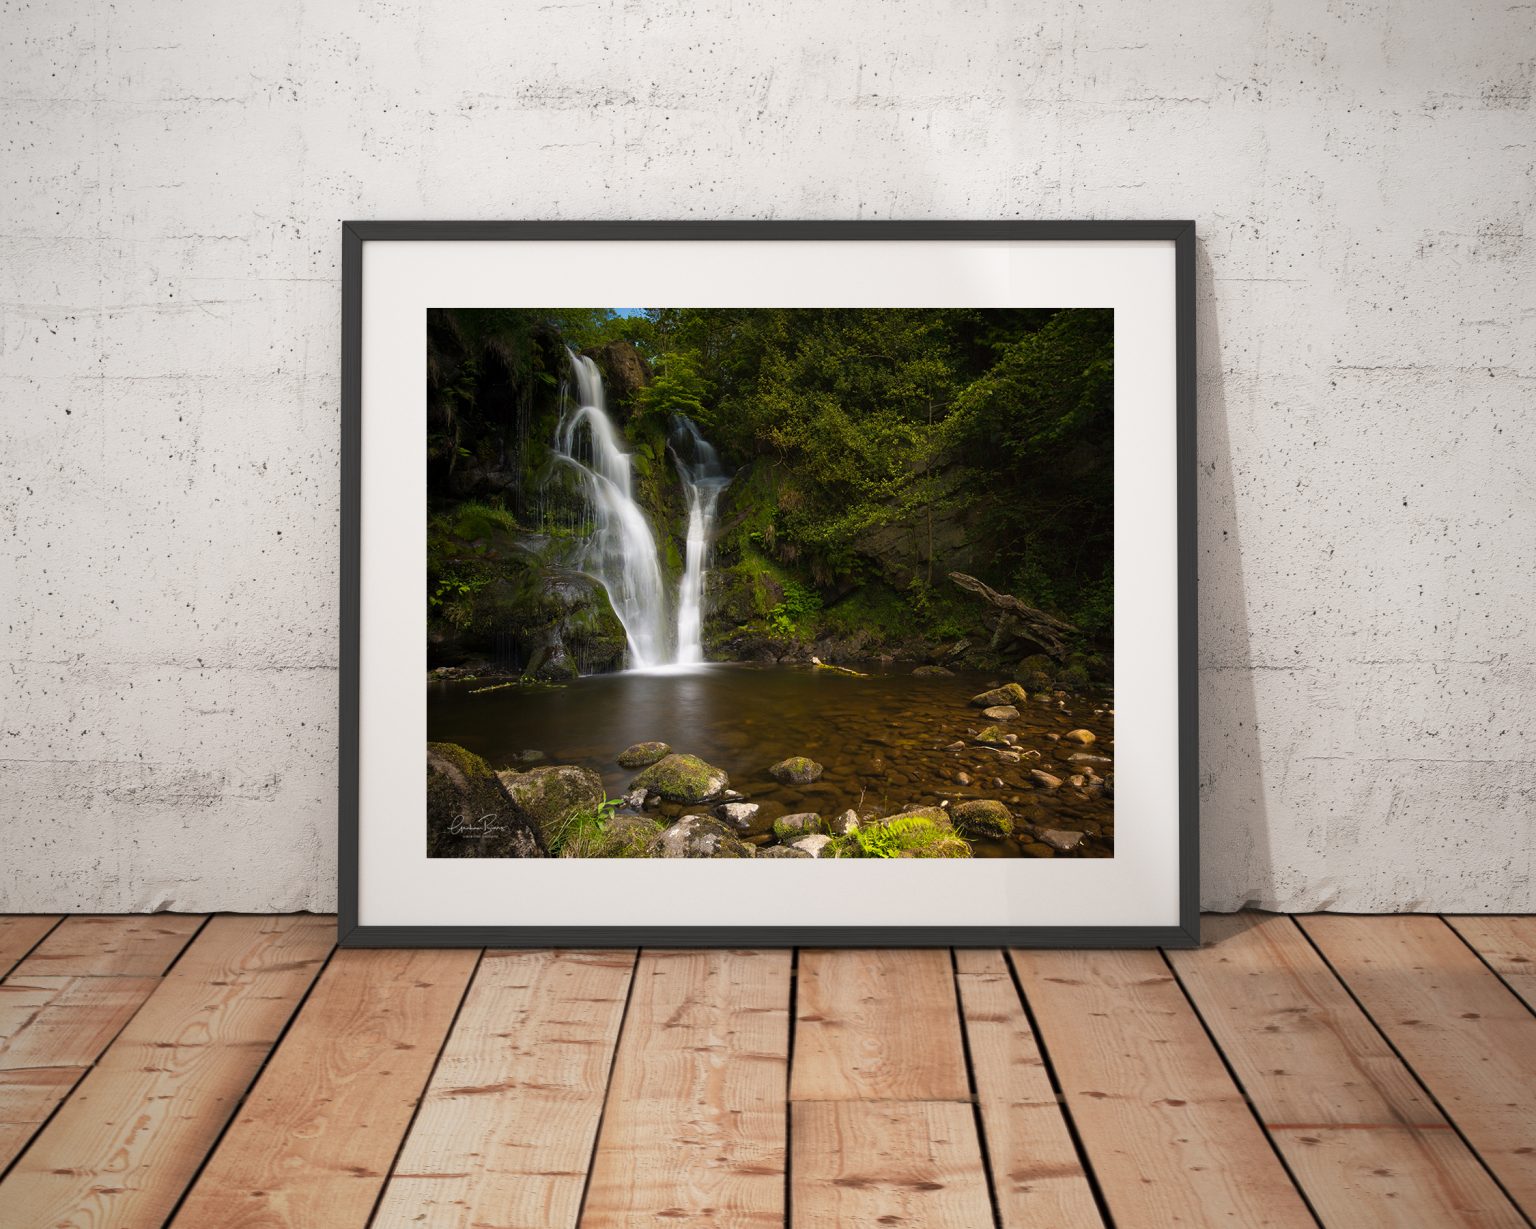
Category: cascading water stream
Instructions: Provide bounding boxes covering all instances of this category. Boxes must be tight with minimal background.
[552,350,671,668]
[670,415,731,665]
[551,349,729,671]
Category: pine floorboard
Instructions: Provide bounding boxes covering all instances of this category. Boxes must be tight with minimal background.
[0,912,1530,1228]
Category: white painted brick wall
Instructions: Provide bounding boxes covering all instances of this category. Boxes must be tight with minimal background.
[3,0,1532,912]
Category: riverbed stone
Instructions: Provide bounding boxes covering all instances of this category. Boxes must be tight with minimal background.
[616,740,671,769]
[829,809,860,836]
[772,811,824,841]
[1064,728,1096,745]
[769,756,823,785]
[631,753,730,803]
[912,664,954,677]
[1029,769,1063,790]
[657,814,755,858]
[759,844,814,858]
[790,834,833,858]
[973,726,1010,747]
[970,683,1029,708]
[494,763,605,849]
[1067,752,1112,765]
[716,801,767,835]
[981,705,1020,721]
[951,800,1015,839]
[1041,828,1085,852]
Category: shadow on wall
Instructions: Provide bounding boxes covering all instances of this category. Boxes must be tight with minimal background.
[1195,240,1280,912]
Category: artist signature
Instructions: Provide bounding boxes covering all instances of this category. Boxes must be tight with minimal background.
[450,812,507,839]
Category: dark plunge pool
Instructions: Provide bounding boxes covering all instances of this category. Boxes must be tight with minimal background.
[428,661,1114,858]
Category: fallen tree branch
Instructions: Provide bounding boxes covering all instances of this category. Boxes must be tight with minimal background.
[948,572,1080,660]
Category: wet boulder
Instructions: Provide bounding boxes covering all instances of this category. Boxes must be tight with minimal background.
[769,756,823,785]
[617,741,672,769]
[981,705,1020,721]
[970,683,1029,708]
[631,753,730,803]
[951,800,1015,839]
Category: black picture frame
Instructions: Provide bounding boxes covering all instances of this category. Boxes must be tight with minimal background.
[338,220,1198,949]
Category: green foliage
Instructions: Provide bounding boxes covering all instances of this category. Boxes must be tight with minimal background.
[634,351,711,424]
[767,578,822,638]
[546,796,624,857]
[834,815,972,859]
[452,500,520,541]
[427,303,1114,661]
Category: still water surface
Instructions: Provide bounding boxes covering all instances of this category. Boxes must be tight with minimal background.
[428,662,1114,857]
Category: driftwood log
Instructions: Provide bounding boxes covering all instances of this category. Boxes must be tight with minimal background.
[948,571,1080,661]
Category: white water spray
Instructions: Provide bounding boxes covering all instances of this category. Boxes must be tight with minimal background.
[553,350,671,668]
[671,415,731,665]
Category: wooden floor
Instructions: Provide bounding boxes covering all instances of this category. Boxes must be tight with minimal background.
[0,916,1532,1227]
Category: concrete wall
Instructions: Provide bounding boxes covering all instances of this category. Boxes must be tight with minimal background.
[3,0,1531,912]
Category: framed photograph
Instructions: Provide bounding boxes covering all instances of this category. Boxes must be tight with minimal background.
[338,221,1196,947]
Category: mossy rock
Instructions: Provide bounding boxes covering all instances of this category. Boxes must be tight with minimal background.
[951,800,1015,839]
[839,809,970,858]
[1013,654,1056,691]
[878,805,952,827]
[772,812,824,841]
[632,753,730,803]
[495,764,605,849]
[973,726,1011,747]
[970,683,1029,708]
[1059,663,1092,691]
[657,813,756,858]
[427,742,543,859]
[617,741,671,769]
[768,756,823,785]
[593,813,666,857]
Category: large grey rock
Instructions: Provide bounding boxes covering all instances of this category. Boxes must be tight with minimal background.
[790,834,833,858]
[657,814,756,858]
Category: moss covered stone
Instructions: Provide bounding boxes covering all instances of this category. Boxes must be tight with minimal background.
[951,800,1015,839]
[970,682,1030,708]
[973,726,1011,747]
[768,756,823,785]
[593,813,666,857]
[771,812,824,841]
[617,741,671,769]
[631,753,730,803]
[427,742,543,859]
[1013,654,1056,691]
[494,763,605,849]
[758,844,814,859]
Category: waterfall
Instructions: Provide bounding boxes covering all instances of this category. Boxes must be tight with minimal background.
[552,350,671,668]
[670,415,731,665]
[552,350,728,671]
